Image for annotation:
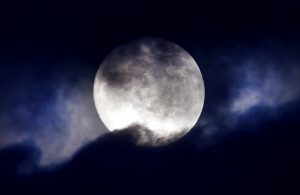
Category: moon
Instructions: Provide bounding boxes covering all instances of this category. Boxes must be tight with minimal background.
[93,37,205,146]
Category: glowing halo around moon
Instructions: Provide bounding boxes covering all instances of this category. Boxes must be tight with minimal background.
[93,37,205,146]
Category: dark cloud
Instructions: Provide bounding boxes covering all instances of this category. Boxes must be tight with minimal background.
[113,123,187,147]
[1,105,299,194]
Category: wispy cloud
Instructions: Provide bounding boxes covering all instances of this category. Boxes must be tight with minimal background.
[196,47,300,146]
[33,80,107,166]
[230,60,300,114]
[0,65,108,168]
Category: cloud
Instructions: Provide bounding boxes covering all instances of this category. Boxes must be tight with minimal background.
[33,80,107,166]
[230,59,300,114]
[195,45,300,146]
[0,63,107,168]
[1,41,300,169]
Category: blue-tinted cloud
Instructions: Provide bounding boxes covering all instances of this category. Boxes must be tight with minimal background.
[0,64,107,168]
[230,60,300,114]
[196,46,300,146]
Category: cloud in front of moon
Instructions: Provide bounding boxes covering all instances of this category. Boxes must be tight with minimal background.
[94,38,205,146]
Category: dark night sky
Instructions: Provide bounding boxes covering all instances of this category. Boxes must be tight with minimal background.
[0,0,300,194]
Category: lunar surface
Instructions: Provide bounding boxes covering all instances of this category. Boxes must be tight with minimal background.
[93,38,205,146]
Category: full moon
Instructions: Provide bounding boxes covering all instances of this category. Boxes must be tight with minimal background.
[93,38,205,146]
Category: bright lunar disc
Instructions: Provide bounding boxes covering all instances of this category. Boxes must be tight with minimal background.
[93,38,205,146]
